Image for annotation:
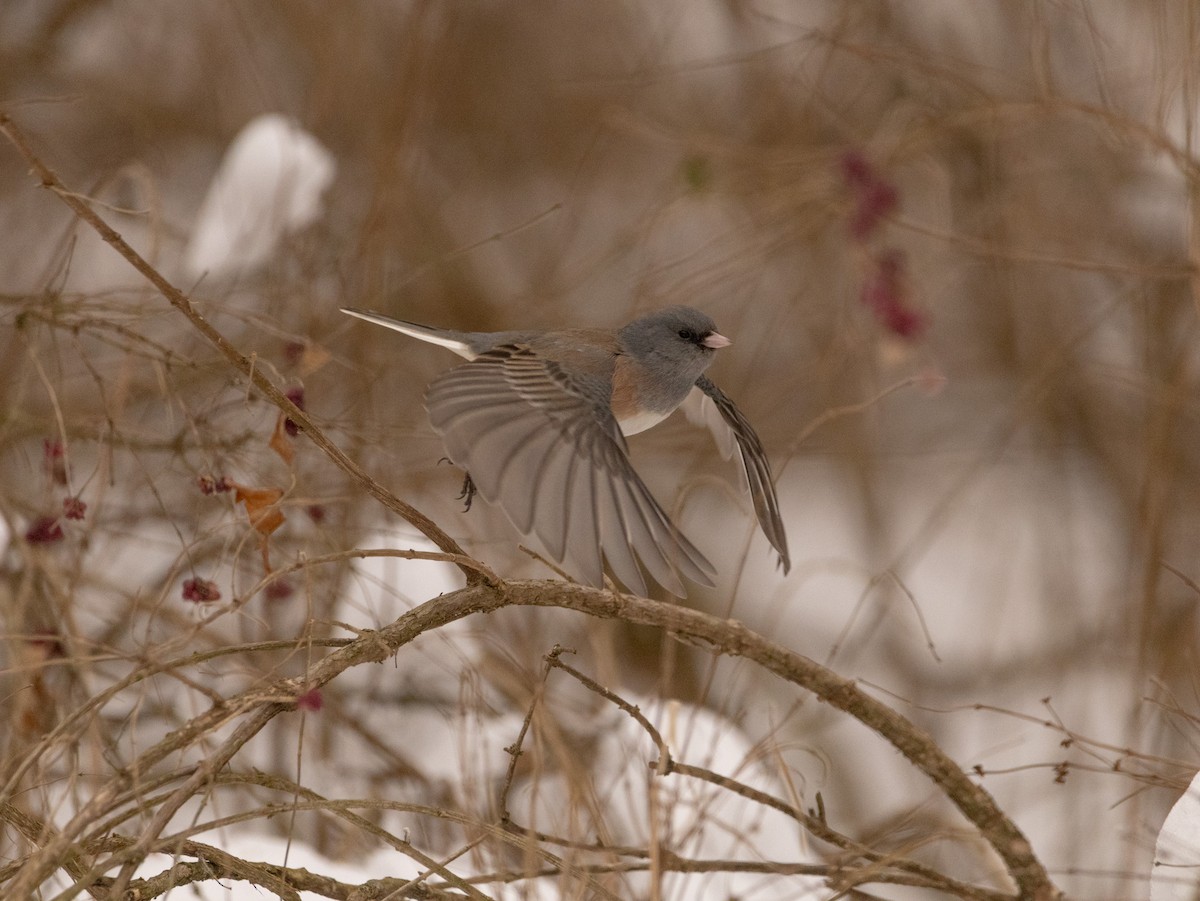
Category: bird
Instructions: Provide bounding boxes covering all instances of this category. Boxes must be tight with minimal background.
[341,305,790,596]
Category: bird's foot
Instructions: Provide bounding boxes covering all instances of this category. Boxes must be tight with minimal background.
[457,472,477,512]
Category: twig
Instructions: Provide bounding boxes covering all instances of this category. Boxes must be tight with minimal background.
[544,649,673,775]
[0,113,1059,901]
[0,112,489,587]
[498,645,565,821]
[3,579,1060,900]
[530,653,1004,901]
[663,763,1008,901]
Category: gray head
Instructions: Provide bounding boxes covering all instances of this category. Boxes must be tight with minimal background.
[619,306,730,383]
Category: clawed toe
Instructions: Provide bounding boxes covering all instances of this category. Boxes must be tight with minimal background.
[457,472,477,512]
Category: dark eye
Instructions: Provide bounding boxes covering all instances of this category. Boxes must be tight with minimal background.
[678,329,693,341]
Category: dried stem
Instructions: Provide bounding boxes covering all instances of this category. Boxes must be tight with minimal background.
[0,112,1060,901]
[0,112,484,585]
[5,580,1059,899]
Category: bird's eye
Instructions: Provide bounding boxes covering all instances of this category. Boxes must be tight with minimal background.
[678,329,693,341]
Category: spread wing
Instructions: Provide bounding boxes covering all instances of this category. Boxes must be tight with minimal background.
[426,345,717,596]
[687,376,790,573]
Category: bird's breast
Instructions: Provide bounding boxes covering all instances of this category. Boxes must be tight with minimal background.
[611,354,688,435]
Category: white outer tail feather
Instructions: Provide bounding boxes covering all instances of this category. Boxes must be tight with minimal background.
[340,308,477,359]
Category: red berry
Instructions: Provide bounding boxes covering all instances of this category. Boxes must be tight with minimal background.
[25,516,64,544]
[182,578,221,603]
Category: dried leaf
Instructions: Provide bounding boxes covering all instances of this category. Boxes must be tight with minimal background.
[231,483,285,536]
[285,340,331,376]
[269,412,295,465]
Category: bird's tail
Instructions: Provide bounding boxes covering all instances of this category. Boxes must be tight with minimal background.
[340,308,479,359]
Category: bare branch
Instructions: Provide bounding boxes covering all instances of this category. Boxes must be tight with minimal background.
[0,112,486,585]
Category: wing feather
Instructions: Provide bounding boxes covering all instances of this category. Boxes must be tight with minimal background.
[426,345,717,594]
[691,377,790,573]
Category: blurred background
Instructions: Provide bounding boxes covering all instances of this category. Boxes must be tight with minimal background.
[1,2,1198,898]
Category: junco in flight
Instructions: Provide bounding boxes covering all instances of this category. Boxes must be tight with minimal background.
[342,305,789,596]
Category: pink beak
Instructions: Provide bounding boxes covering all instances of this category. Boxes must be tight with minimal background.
[702,332,732,349]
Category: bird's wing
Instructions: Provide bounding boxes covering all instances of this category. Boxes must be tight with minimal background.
[426,345,717,596]
[687,376,790,573]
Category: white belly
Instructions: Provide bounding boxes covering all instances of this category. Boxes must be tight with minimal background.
[618,408,671,436]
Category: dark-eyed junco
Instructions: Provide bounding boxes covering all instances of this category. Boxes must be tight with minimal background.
[342,305,789,596]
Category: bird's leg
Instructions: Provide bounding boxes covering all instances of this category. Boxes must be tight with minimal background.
[457,472,477,512]
[438,456,477,512]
